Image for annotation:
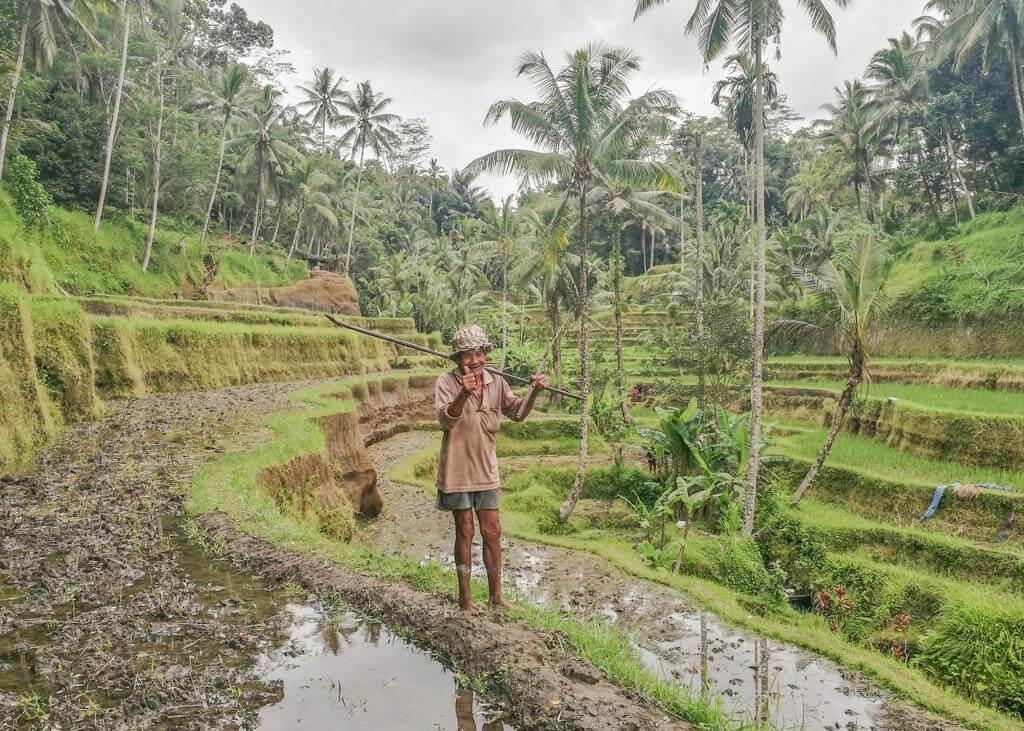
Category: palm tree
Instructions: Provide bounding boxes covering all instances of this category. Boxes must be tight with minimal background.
[922,0,1024,143]
[479,196,532,369]
[427,158,442,224]
[337,80,400,274]
[297,67,347,155]
[711,53,779,149]
[818,80,881,217]
[788,234,889,503]
[283,158,335,263]
[200,64,249,242]
[95,0,136,230]
[590,173,675,420]
[635,0,854,536]
[470,43,677,520]
[0,0,98,184]
[235,86,297,256]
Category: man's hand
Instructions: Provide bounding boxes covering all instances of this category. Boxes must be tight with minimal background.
[530,374,548,391]
[461,365,481,394]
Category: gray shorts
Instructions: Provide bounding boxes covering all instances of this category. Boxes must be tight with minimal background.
[435,488,500,512]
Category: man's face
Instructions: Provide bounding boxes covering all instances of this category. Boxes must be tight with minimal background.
[459,349,487,374]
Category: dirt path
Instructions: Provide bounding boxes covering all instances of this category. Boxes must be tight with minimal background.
[0,383,307,728]
[364,431,965,731]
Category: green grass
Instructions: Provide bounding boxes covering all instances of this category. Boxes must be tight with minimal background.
[0,194,307,298]
[770,379,1024,417]
[771,418,1024,491]
[185,375,747,730]
[391,443,1024,731]
[769,354,1024,369]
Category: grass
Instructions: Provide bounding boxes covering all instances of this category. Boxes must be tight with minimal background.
[769,379,1024,417]
[185,375,748,731]
[0,194,307,299]
[769,354,1024,369]
[771,417,1024,491]
[391,443,1024,731]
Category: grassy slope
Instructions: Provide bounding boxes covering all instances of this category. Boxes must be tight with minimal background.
[887,206,1024,321]
[770,379,1024,417]
[0,194,307,298]
[771,418,1024,491]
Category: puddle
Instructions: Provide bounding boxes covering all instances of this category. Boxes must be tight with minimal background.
[1,519,513,729]
[255,603,515,730]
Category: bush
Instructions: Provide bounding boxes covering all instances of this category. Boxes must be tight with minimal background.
[5,155,52,229]
[917,594,1024,716]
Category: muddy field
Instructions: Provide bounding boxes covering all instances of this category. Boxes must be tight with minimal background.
[0,384,308,728]
[365,431,964,731]
[0,384,685,730]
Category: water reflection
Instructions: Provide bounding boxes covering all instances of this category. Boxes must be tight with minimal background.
[255,603,515,730]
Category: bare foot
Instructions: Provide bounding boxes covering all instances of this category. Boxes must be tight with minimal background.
[459,599,481,615]
[488,597,513,611]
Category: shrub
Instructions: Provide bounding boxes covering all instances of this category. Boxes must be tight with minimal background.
[917,594,1024,716]
[5,155,53,229]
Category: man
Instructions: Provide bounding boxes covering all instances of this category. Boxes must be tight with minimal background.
[435,324,547,612]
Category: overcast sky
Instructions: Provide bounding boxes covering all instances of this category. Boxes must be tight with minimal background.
[238,0,925,201]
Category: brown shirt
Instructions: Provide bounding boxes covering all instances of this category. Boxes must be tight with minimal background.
[435,368,532,492]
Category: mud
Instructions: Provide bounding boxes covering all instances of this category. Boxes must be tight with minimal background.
[367,431,965,731]
[198,512,686,731]
[0,383,306,728]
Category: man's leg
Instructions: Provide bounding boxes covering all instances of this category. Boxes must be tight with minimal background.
[453,509,478,613]
[477,509,509,608]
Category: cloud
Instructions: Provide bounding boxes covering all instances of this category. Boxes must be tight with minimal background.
[238,0,923,200]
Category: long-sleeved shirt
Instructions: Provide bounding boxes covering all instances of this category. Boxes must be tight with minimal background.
[435,367,533,492]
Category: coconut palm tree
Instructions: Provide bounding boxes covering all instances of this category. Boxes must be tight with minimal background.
[282,158,335,263]
[337,80,401,274]
[200,64,249,242]
[788,234,890,503]
[235,86,297,256]
[635,0,854,536]
[922,0,1024,143]
[0,0,98,184]
[297,67,347,155]
[469,43,678,520]
[590,173,676,420]
[818,80,881,216]
[479,196,533,369]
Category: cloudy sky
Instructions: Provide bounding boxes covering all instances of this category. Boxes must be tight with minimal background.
[238,0,924,200]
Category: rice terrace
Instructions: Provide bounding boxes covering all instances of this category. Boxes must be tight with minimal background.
[1,0,1023,728]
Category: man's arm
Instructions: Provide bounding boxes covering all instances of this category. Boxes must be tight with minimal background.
[437,367,480,427]
[502,374,548,422]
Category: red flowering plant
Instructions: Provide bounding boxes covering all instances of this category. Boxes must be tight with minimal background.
[814,586,854,634]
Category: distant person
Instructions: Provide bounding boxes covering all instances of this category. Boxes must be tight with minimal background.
[631,384,640,403]
[435,324,548,613]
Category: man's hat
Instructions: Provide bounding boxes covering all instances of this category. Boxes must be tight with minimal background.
[449,324,493,360]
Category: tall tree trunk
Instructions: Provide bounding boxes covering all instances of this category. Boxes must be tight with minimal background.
[249,149,264,257]
[550,301,563,405]
[945,127,975,220]
[0,21,29,185]
[142,56,165,273]
[94,1,130,231]
[742,40,768,536]
[345,141,366,275]
[1005,7,1024,145]
[613,224,628,422]
[286,205,305,263]
[270,199,283,244]
[560,180,591,521]
[695,131,707,413]
[790,372,860,503]
[202,108,231,243]
[639,227,647,273]
[916,145,939,218]
[500,243,509,370]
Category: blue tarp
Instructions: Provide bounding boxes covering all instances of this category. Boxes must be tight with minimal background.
[917,482,1013,523]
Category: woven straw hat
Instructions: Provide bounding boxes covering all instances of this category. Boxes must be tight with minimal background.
[449,324,493,360]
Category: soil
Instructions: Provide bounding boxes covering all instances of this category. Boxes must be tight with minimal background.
[0,382,305,728]
[0,382,685,730]
[199,512,686,731]
[364,431,967,731]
